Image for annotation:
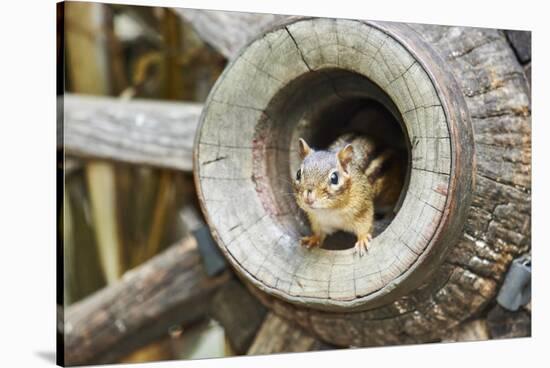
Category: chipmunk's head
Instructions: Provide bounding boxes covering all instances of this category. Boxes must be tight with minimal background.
[293,138,354,211]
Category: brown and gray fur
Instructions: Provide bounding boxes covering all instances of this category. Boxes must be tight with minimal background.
[293,133,405,256]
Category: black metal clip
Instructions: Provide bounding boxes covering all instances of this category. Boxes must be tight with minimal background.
[181,207,227,277]
[193,226,227,277]
[497,254,531,311]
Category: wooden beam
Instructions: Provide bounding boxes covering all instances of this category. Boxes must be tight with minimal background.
[208,279,267,354]
[63,235,230,366]
[247,312,324,355]
[174,8,288,59]
[62,94,202,171]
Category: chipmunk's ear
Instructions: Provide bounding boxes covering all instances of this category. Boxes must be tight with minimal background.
[298,138,312,160]
[337,144,354,174]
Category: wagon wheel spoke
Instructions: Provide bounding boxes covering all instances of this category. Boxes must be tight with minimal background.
[174,8,290,60]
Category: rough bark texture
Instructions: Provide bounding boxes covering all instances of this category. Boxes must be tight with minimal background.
[63,94,202,171]
[195,18,530,347]
[247,312,324,355]
[441,319,489,342]
[63,236,230,366]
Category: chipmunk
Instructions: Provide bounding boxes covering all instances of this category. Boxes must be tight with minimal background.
[293,133,405,256]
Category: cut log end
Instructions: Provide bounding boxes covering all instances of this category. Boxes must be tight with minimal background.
[195,18,473,312]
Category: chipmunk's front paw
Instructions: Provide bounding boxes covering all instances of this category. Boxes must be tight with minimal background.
[354,234,372,257]
[300,235,322,249]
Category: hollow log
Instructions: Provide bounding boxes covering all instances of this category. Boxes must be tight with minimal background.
[194,17,531,346]
[63,236,230,366]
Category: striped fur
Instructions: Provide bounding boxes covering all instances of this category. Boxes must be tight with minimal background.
[294,134,406,252]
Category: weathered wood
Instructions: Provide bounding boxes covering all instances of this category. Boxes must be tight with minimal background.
[486,305,531,339]
[208,279,267,354]
[247,313,323,355]
[441,319,490,342]
[174,8,288,59]
[63,236,230,366]
[505,30,531,64]
[195,17,530,347]
[524,62,531,95]
[195,18,473,312]
[63,1,128,310]
[62,94,202,171]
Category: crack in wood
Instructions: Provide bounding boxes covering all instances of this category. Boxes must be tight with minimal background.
[210,98,266,113]
[470,107,530,120]
[402,104,442,115]
[200,175,248,181]
[384,61,418,88]
[410,192,444,214]
[444,259,499,284]
[449,37,501,60]
[201,155,229,166]
[241,56,285,84]
[412,166,450,176]
[475,172,530,194]
[464,72,525,98]
[284,26,313,72]
[366,35,389,72]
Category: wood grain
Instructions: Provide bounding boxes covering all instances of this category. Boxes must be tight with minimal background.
[193,16,530,347]
[194,18,473,312]
[63,236,230,365]
[174,8,288,60]
[208,279,267,354]
[252,23,530,347]
[247,312,323,355]
[62,94,202,171]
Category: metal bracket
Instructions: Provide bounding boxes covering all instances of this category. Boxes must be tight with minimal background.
[180,207,227,277]
[497,254,531,311]
[193,226,227,277]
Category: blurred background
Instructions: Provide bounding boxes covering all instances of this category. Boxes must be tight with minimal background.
[59,1,230,362]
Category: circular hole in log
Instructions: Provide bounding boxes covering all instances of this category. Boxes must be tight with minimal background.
[195,18,473,311]
[254,68,410,250]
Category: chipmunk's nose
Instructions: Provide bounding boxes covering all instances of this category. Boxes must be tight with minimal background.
[304,189,315,205]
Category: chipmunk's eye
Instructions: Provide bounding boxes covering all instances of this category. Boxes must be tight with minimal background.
[296,169,302,181]
[330,171,339,185]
